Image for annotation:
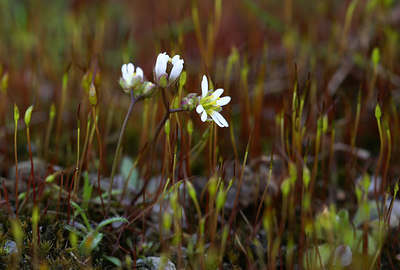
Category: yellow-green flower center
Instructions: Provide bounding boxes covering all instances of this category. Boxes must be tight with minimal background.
[199,94,220,113]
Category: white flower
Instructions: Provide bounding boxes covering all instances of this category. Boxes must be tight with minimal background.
[154,52,184,87]
[196,75,231,128]
[120,63,144,92]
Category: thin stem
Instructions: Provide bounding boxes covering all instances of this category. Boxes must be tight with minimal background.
[310,116,322,194]
[76,116,92,185]
[150,107,184,163]
[151,88,184,151]
[72,116,81,201]
[44,105,55,160]
[56,172,64,221]
[67,169,77,223]
[27,127,36,205]
[14,118,19,217]
[107,89,139,215]
[229,130,252,225]
[152,109,170,149]
[151,88,170,149]
[374,114,384,219]
[92,106,105,213]
[383,122,391,182]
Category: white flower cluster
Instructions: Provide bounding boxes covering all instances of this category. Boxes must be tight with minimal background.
[120,52,231,127]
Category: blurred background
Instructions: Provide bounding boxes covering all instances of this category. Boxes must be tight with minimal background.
[0,0,399,174]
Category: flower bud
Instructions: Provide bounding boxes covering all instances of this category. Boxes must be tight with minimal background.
[143,81,156,95]
[135,81,156,98]
[181,93,198,111]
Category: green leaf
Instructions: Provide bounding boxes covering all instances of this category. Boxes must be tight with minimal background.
[70,201,91,231]
[92,189,122,204]
[79,230,103,256]
[64,225,85,238]
[103,255,122,267]
[96,217,128,231]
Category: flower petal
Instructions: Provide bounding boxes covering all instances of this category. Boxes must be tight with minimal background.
[136,67,144,79]
[171,55,184,65]
[121,64,126,74]
[201,75,208,98]
[168,58,184,86]
[216,96,231,106]
[213,88,224,98]
[121,64,128,80]
[210,111,228,127]
[127,63,134,77]
[155,52,169,80]
[196,104,204,114]
[196,105,208,122]
[201,110,207,122]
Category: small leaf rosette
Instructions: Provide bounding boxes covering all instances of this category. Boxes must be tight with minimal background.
[154,52,184,88]
[195,75,231,128]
